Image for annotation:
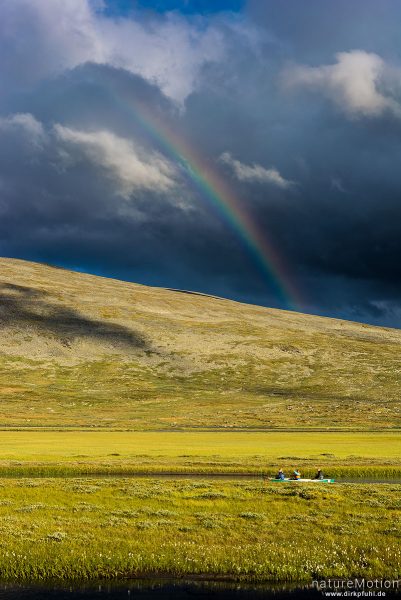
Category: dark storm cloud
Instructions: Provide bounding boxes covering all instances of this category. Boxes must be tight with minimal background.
[180,4,401,323]
[247,0,401,62]
[0,63,262,301]
[1,0,401,324]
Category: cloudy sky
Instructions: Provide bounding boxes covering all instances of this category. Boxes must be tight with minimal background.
[1,0,401,326]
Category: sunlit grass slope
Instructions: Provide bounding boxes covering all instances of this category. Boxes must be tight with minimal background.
[1,257,400,429]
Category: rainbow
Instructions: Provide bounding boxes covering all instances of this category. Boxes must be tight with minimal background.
[109,91,302,310]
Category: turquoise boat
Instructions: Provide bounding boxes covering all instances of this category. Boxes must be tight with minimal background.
[269,478,335,483]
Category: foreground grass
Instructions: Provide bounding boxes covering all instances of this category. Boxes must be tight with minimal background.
[0,431,399,478]
[0,478,399,582]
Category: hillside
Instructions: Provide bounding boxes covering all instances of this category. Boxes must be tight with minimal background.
[0,257,400,429]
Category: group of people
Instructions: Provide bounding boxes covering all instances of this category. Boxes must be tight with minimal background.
[275,468,324,480]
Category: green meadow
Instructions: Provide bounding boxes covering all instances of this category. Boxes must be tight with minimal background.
[0,429,398,583]
[0,431,399,478]
[0,478,399,582]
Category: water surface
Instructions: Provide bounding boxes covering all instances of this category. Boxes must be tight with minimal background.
[0,580,321,599]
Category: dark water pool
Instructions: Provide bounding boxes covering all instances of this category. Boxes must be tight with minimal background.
[0,580,399,599]
[0,580,325,599]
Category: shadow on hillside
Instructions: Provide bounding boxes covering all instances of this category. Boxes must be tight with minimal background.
[0,282,149,351]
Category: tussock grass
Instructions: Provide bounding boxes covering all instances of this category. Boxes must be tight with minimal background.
[0,465,400,479]
[0,478,399,582]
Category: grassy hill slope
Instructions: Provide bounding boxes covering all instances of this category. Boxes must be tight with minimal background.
[0,258,400,429]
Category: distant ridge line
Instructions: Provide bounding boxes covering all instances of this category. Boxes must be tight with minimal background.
[165,288,228,301]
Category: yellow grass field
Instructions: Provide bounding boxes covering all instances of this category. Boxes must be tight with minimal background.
[0,430,400,460]
[0,431,399,478]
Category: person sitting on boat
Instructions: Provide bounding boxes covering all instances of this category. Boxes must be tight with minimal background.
[291,469,301,480]
[314,469,324,480]
[276,468,285,480]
